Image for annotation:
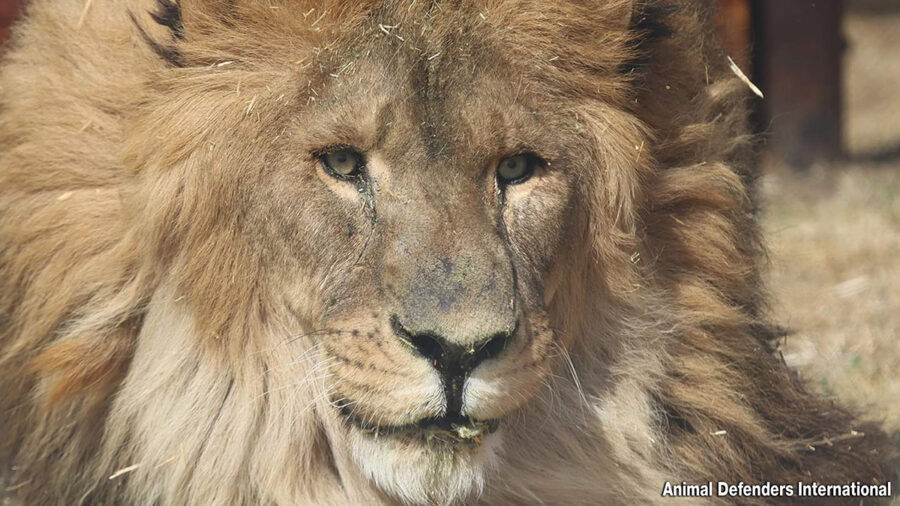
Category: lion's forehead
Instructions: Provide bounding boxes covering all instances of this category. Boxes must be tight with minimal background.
[300,57,569,180]
[293,6,605,169]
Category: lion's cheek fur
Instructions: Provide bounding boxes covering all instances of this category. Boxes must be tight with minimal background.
[98,288,250,503]
[95,286,341,505]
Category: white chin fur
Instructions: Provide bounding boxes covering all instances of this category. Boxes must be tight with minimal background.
[348,428,503,506]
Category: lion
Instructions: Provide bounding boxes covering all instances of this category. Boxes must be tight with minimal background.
[0,0,896,504]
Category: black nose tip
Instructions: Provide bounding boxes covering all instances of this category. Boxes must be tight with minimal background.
[391,316,511,374]
[390,316,513,415]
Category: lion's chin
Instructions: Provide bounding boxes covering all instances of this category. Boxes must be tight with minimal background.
[347,422,504,505]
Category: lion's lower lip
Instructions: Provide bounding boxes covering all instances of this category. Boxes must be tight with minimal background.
[341,409,500,443]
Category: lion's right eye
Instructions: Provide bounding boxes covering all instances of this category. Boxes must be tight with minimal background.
[497,153,541,186]
[319,148,364,179]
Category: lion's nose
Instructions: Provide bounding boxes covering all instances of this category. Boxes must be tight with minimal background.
[391,315,512,415]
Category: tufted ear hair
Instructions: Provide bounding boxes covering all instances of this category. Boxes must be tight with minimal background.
[145,0,383,31]
[621,0,679,76]
[132,0,381,67]
[628,1,677,41]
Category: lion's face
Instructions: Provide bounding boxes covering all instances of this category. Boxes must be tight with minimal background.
[164,9,643,503]
[112,2,644,504]
[248,31,586,501]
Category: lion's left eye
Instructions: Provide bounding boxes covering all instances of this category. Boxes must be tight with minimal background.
[319,148,363,179]
[497,153,539,185]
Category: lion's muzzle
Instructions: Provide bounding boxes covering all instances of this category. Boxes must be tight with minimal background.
[390,314,513,422]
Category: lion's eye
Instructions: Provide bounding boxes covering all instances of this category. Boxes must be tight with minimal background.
[497,153,538,185]
[319,148,363,178]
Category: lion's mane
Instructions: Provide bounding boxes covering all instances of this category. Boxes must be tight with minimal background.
[1,0,896,505]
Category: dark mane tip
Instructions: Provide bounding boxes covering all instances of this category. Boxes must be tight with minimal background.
[149,0,185,40]
[620,1,679,75]
[653,395,697,436]
[128,10,184,68]
[631,2,678,41]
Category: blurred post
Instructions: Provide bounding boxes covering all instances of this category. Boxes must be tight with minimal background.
[0,0,18,43]
[715,0,753,71]
[754,0,844,167]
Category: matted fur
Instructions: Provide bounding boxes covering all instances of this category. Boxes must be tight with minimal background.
[0,1,896,505]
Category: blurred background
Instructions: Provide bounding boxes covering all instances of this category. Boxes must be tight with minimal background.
[714,0,900,440]
[0,0,897,436]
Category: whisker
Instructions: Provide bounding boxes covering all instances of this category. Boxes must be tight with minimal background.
[256,364,337,401]
[260,345,330,376]
[549,339,591,420]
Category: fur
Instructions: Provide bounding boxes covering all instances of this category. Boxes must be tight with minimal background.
[0,1,896,505]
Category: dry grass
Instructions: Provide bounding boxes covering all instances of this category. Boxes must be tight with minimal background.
[762,163,900,435]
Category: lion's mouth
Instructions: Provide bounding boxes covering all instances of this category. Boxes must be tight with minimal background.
[339,407,500,446]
